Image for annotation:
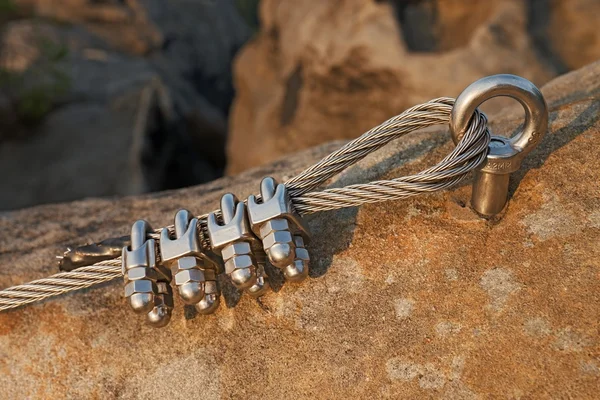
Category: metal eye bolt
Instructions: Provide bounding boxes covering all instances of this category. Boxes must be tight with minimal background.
[449,74,548,217]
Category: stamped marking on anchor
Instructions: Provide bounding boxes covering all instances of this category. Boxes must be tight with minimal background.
[487,161,513,171]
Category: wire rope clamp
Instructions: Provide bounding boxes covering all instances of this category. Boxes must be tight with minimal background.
[207,193,260,290]
[247,177,311,282]
[449,74,548,217]
[122,220,173,327]
[160,209,222,314]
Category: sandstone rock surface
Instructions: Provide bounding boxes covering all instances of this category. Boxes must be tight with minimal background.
[227,0,600,174]
[0,62,599,398]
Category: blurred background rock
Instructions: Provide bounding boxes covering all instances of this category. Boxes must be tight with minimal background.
[0,0,598,210]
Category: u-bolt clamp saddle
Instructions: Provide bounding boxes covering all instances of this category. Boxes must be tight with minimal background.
[207,193,262,291]
[247,177,311,282]
[122,220,173,327]
[449,74,548,217]
[159,209,222,315]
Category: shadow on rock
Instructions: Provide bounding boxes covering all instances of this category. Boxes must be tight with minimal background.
[212,206,360,313]
[306,207,359,278]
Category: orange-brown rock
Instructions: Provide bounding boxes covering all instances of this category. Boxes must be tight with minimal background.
[14,0,163,55]
[227,0,600,174]
[544,0,600,70]
[0,62,599,398]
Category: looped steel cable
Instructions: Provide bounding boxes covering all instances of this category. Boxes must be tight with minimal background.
[0,97,490,311]
[292,106,490,213]
[285,98,459,198]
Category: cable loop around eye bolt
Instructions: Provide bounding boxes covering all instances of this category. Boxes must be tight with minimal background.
[448,74,548,216]
[0,95,494,312]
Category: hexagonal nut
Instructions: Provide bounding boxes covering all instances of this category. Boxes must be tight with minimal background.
[203,280,219,295]
[224,254,255,274]
[293,235,305,248]
[174,268,205,286]
[259,218,290,238]
[126,267,158,282]
[294,247,310,262]
[221,241,252,261]
[175,256,201,271]
[124,279,156,297]
[262,230,294,250]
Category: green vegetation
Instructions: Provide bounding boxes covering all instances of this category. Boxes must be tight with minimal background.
[0,0,16,15]
[13,66,70,124]
[0,20,71,125]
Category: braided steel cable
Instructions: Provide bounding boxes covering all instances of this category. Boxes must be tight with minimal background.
[285,98,458,197]
[0,98,490,311]
[0,260,121,310]
[292,108,490,212]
